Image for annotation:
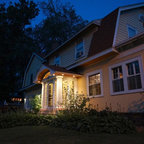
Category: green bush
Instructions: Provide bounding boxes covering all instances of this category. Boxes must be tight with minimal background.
[0,112,54,129]
[30,95,41,113]
[50,109,136,134]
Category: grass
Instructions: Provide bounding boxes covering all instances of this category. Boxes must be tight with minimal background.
[0,126,144,144]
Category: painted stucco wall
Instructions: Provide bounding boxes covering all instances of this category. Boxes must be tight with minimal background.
[115,8,144,45]
[24,56,43,87]
[48,27,98,67]
[77,44,144,112]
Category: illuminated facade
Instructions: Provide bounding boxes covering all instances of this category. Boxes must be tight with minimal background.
[22,3,144,113]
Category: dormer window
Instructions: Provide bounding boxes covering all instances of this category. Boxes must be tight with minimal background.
[127,25,137,38]
[139,14,144,27]
[75,40,84,59]
[54,55,60,66]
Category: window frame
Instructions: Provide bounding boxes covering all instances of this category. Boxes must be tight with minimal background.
[127,25,137,38]
[54,55,60,66]
[109,57,144,95]
[75,39,85,60]
[86,69,103,98]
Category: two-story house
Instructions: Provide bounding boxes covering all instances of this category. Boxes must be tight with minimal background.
[21,3,144,113]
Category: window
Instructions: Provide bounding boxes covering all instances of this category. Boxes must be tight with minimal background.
[109,57,143,95]
[112,66,124,92]
[127,25,137,38]
[54,55,60,66]
[75,40,84,59]
[87,70,103,97]
[30,74,33,84]
[126,61,142,90]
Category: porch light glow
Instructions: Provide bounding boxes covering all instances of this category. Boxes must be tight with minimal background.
[62,74,64,76]
[73,75,75,78]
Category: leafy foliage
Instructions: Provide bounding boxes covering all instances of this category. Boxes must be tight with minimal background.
[30,95,41,113]
[0,112,54,129]
[50,109,136,134]
[34,0,88,54]
[0,0,39,101]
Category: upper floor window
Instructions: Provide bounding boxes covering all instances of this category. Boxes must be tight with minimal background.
[138,14,144,27]
[109,57,143,95]
[54,55,60,66]
[87,70,103,97]
[127,25,137,38]
[75,40,84,59]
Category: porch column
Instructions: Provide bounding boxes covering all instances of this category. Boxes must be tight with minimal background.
[41,82,45,109]
[74,78,78,95]
[56,76,63,108]
[52,80,56,108]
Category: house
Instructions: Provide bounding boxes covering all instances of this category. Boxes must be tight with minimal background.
[21,3,144,113]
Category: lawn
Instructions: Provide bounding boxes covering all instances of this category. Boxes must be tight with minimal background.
[0,126,144,144]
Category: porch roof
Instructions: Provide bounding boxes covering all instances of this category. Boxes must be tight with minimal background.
[35,64,82,83]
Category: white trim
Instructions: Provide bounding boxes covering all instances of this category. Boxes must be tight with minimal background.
[109,56,144,95]
[112,9,120,47]
[86,69,103,98]
[120,3,144,12]
[127,24,138,38]
[67,48,118,70]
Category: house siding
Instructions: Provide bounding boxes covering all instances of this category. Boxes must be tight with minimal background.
[77,44,144,112]
[115,8,144,45]
[48,28,98,67]
[24,56,43,87]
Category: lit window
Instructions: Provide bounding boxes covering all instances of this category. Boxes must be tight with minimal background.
[76,40,84,59]
[112,66,124,92]
[127,26,137,38]
[126,61,142,90]
[88,72,102,96]
[54,55,60,66]
[109,57,143,95]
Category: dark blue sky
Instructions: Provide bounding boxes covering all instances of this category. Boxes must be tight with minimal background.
[1,0,144,26]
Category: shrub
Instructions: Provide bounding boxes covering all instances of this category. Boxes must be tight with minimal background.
[30,95,41,113]
[50,109,136,134]
[0,112,54,129]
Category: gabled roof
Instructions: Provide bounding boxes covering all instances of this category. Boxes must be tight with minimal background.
[43,63,81,76]
[22,52,44,88]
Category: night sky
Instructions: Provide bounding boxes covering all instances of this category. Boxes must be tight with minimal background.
[1,0,144,26]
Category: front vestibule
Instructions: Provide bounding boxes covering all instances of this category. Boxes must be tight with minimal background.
[40,75,78,112]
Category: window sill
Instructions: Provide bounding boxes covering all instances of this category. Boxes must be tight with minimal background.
[111,88,144,96]
[75,55,85,61]
[88,95,104,98]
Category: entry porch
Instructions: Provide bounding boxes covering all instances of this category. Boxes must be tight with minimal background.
[35,64,81,113]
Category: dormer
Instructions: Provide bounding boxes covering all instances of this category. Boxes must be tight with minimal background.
[113,3,144,46]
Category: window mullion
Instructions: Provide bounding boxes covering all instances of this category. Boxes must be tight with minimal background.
[122,63,128,92]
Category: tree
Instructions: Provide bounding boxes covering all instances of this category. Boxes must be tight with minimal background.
[34,0,88,54]
[0,0,39,101]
